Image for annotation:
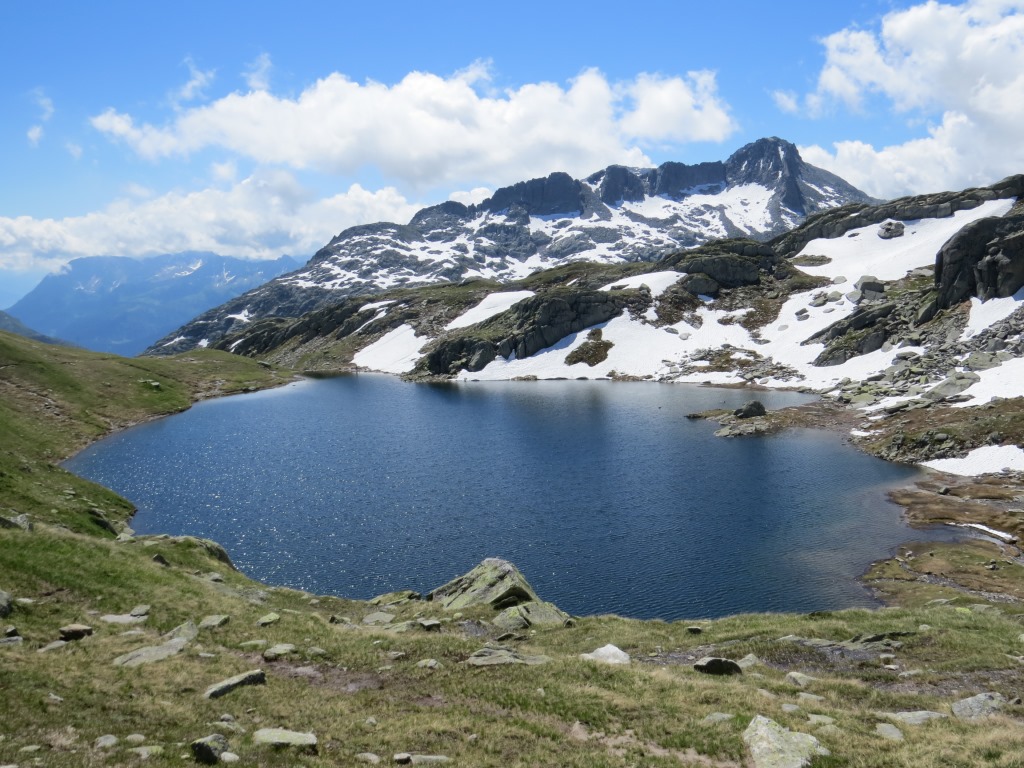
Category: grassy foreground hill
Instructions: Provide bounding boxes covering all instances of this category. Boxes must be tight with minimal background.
[2,331,1024,767]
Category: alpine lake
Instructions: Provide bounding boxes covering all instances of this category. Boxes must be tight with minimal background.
[66,374,967,621]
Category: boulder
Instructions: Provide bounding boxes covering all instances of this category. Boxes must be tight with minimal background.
[191,734,229,765]
[362,611,395,626]
[203,669,267,699]
[252,728,317,752]
[733,400,767,419]
[493,600,571,631]
[952,692,1006,720]
[935,212,1024,308]
[256,612,280,627]
[743,715,829,768]
[875,723,904,741]
[879,711,947,726]
[878,220,905,239]
[262,643,296,661]
[199,615,230,630]
[694,656,743,675]
[59,624,93,641]
[784,672,818,688]
[428,558,541,611]
[465,647,551,667]
[113,637,189,667]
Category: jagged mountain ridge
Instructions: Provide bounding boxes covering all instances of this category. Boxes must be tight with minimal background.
[9,252,300,356]
[147,137,874,355]
[212,174,1024,440]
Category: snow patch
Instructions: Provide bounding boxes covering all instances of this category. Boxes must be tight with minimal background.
[445,291,535,330]
[353,324,428,374]
[960,286,1024,340]
[922,445,1024,476]
[950,356,1024,408]
[795,199,1014,283]
[600,271,684,298]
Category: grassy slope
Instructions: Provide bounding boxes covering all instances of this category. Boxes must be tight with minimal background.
[1,330,1024,767]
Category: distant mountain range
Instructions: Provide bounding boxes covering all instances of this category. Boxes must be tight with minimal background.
[7,253,300,356]
[0,309,63,345]
[148,137,876,354]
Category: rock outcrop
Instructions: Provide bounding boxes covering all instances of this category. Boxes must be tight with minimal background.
[428,558,541,611]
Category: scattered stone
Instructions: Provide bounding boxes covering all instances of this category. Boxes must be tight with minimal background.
[204,572,225,583]
[875,723,904,741]
[37,640,67,653]
[0,636,22,648]
[199,615,230,630]
[410,756,450,765]
[94,733,117,753]
[362,611,396,626]
[686,626,703,635]
[239,640,267,649]
[253,728,317,752]
[880,711,948,726]
[785,672,817,688]
[306,646,327,657]
[417,658,442,670]
[191,734,229,765]
[152,554,170,566]
[356,753,382,764]
[694,656,742,675]
[782,703,801,714]
[262,643,296,661]
[203,669,267,699]
[807,715,834,726]
[952,692,1006,720]
[466,647,551,666]
[59,623,93,641]
[797,693,825,704]
[580,644,630,665]
[255,612,280,627]
[113,637,189,667]
[494,600,571,631]
[395,754,412,765]
[417,618,442,632]
[221,753,240,764]
[737,653,761,670]
[128,745,164,759]
[0,590,11,618]
[126,734,147,744]
[702,712,735,724]
[743,715,829,768]
[100,611,148,625]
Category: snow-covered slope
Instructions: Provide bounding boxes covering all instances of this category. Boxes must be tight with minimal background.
[150,137,874,355]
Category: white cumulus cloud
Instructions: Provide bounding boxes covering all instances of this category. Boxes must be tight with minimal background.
[0,171,420,272]
[793,0,1024,198]
[90,64,737,190]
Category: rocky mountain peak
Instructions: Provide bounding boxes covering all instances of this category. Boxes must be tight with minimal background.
[148,137,877,355]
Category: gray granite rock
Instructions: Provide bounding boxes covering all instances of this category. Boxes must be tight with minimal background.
[743,715,829,767]
[203,669,266,699]
[252,727,317,752]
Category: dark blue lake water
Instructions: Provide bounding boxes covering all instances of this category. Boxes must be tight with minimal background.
[66,375,962,620]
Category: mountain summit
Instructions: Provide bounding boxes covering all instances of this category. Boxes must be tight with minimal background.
[149,138,874,354]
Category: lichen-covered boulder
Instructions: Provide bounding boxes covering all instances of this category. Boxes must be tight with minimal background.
[493,600,571,631]
[428,558,541,611]
[743,715,829,767]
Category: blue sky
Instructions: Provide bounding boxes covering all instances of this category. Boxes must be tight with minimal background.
[3,0,1023,307]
